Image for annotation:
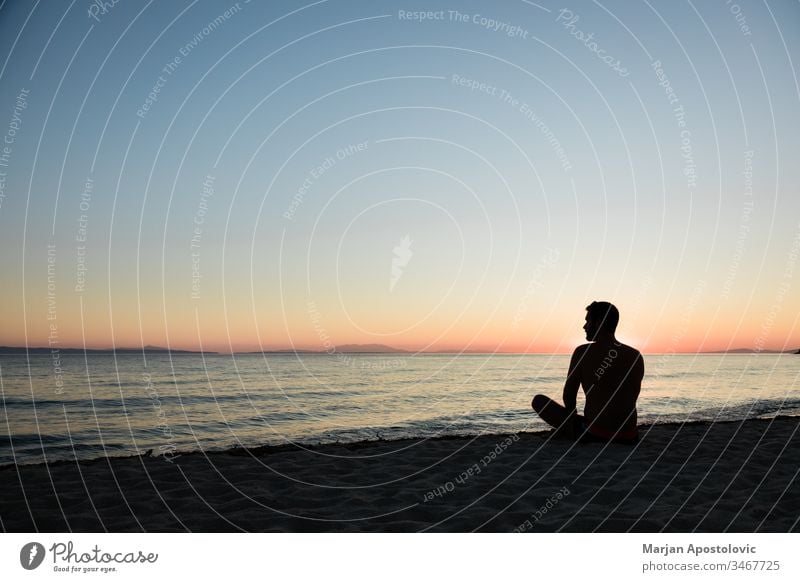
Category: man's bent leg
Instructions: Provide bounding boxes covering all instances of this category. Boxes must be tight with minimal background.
[532,395,579,438]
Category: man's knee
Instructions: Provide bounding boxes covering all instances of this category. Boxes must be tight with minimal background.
[532,394,549,412]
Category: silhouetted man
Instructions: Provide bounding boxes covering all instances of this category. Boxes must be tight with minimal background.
[532,301,643,444]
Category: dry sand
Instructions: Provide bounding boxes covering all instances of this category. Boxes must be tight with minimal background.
[1,417,798,532]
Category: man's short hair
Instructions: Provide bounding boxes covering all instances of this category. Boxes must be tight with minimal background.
[586,301,619,333]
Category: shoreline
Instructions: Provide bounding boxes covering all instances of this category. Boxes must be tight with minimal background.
[1,415,796,471]
[1,416,797,532]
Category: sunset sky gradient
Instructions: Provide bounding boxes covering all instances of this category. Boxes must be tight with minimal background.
[0,0,798,354]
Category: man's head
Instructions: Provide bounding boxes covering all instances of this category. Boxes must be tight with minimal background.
[584,301,619,340]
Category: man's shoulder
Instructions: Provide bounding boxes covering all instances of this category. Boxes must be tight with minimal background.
[615,343,644,367]
[612,341,641,355]
[572,343,593,355]
[568,344,592,372]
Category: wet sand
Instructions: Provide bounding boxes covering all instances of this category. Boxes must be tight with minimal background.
[1,416,798,532]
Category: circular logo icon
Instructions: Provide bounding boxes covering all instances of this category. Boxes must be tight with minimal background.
[20,542,45,570]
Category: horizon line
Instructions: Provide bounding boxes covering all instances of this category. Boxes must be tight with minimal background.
[1,344,798,356]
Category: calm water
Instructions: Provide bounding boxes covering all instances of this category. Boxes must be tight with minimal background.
[1,353,798,465]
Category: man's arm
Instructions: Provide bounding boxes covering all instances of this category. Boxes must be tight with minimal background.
[632,351,645,397]
[562,346,585,412]
[635,351,645,381]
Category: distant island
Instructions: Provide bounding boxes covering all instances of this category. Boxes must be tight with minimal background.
[245,343,409,354]
[0,345,213,355]
[245,344,495,354]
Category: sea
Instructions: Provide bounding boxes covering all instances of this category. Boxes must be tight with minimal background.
[1,353,798,465]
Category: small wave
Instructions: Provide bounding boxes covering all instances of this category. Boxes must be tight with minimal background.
[518,376,562,383]
[1,392,302,411]
[0,433,77,447]
[699,398,800,420]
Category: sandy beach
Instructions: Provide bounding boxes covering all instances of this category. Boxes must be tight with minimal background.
[1,416,797,532]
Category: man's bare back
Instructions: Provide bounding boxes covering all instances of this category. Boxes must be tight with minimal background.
[573,340,643,437]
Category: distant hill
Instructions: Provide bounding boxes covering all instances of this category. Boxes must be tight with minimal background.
[242,349,321,354]
[244,344,408,354]
[334,343,408,353]
[0,345,212,354]
[427,349,501,354]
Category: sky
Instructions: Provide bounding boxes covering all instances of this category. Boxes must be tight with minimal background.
[0,0,798,354]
